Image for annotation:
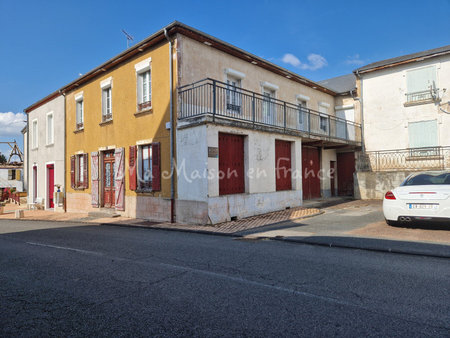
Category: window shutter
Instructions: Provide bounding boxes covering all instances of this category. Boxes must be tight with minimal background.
[114,147,125,211]
[82,153,89,189]
[16,170,21,181]
[70,155,76,189]
[129,145,137,191]
[91,152,99,207]
[8,170,12,180]
[152,142,161,191]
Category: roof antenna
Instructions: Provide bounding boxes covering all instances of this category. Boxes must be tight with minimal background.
[121,29,134,49]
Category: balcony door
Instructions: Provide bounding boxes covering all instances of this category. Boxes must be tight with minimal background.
[263,89,275,125]
[226,76,242,115]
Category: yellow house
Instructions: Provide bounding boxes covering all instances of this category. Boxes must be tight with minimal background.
[62,26,177,221]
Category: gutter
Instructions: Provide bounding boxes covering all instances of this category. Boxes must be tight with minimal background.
[58,89,67,212]
[164,29,175,223]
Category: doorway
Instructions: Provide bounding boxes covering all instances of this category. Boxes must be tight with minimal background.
[302,146,321,199]
[33,165,37,203]
[337,152,355,196]
[330,161,336,197]
[47,164,54,208]
[102,151,115,208]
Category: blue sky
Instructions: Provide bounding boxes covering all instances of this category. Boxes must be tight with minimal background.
[1,0,450,156]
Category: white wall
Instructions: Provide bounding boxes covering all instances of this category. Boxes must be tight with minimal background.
[361,55,450,151]
[0,167,23,191]
[27,95,65,209]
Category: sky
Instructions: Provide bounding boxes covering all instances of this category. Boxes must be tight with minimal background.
[1,0,450,157]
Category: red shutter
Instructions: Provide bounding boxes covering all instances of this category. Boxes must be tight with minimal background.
[152,142,161,191]
[83,153,89,189]
[114,148,125,211]
[70,155,75,189]
[91,152,99,207]
[275,140,292,191]
[129,145,137,191]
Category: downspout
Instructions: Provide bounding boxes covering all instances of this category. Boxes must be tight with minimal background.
[59,89,67,212]
[26,112,29,201]
[164,28,175,223]
[354,70,365,153]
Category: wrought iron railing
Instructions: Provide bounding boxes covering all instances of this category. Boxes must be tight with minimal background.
[178,79,361,143]
[356,146,450,172]
[406,90,433,103]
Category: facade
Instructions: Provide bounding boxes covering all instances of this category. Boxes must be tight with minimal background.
[0,165,23,192]
[24,93,65,209]
[26,22,361,224]
[353,45,450,198]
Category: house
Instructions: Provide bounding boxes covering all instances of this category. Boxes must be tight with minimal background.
[24,92,65,210]
[0,164,23,193]
[26,21,362,224]
[353,45,450,198]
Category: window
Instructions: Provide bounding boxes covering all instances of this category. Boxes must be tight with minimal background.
[129,143,161,191]
[263,89,276,122]
[298,100,307,124]
[32,119,38,149]
[102,87,112,121]
[137,70,152,111]
[8,169,16,180]
[408,120,438,156]
[318,104,329,133]
[226,75,242,113]
[70,154,88,189]
[76,98,84,129]
[140,144,152,188]
[406,66,437,103]
[46,112,54,145]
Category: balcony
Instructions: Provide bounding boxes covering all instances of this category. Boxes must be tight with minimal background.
[404,89,436,106]
[178,79,361,146]
[356,146,450,172]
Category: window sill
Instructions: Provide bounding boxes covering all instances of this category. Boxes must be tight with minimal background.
[403,99,434,107]
[45,143,54,148]
[73,128,84,134]
[99,119,113,126]
[136,186,153,194]
[72,187,86,191]
[135,107,153,116]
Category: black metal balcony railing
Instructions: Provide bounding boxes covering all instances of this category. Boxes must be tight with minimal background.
[406,90,433,103]
[178,79,361,143]
[356,146,450,172]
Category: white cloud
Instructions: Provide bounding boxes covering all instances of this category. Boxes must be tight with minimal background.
[0,112,26,138]
[345,54,365,66]
[282,53,328,71]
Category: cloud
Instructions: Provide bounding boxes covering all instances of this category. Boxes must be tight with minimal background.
[282,53,328,71]
[345,54,365,66]
[0,112,26,139]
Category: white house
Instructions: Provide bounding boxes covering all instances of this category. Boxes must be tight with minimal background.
[24,92,65,210]
[0,165,23,192]
[354,45,450,198]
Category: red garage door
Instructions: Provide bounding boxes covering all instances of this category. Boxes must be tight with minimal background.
[275,140,292,191]
[337,152,355,196]
[219,133,245,195]
[302,146,321,199]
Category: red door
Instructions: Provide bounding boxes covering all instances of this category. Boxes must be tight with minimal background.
[47,164,54,208]
[219,133,245,195]
[302,146,321,199]
[330,161,336,197]
[33,165,37,203]
[337,152,355,196]
[275,140,292,191]
[103,151,115,208]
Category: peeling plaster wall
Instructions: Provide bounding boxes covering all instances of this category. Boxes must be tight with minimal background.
[354,171,412,200]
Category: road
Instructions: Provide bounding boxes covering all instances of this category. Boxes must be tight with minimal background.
[0,220,449,337]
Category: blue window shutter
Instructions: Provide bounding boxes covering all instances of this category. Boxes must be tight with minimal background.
[408,120,438,148]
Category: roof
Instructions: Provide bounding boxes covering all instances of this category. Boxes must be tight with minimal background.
[355,44,450,74]
[24,21,336,111]
[318,74,356,94]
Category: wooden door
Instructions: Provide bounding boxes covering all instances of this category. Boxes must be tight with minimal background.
[275,140,292,191]
[219,133,245,195]
[302,146,321,200]
[47,164,54,208]
[103,151,115,208]
[330,161,336,197]
[337,152,355,196]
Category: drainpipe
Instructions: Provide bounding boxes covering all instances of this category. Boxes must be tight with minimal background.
[59,89,67,212]
[354,70,365,153]
[26,112,29,202]
[164,28,175,223]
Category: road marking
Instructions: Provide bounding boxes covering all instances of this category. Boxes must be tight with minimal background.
[26,242,103,256]
[159,262,354,307]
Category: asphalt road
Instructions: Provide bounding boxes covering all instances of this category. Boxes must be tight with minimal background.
[0,220,449,337]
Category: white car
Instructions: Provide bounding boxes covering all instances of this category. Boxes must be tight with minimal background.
[383,170,450,225]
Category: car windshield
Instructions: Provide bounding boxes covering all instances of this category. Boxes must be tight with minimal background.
[402,173,450,186]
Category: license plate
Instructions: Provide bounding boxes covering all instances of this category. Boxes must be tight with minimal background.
[408,203,439,210]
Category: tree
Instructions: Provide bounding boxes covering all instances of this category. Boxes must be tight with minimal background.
[0,154,7,164]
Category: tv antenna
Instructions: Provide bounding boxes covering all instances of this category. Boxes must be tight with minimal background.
[122,29,134,49]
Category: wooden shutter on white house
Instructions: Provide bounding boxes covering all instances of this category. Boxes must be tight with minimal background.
[114,148,125,211]
[91,152,99,207]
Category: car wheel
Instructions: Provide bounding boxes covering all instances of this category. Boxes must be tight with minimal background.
[385,219,400,226]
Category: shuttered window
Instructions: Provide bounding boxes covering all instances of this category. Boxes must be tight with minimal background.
[135,143,160,191]
[71,153,88,189]
[408,120,438,148]
[407,66,436,94]
[275,140,292,191]
[219,133,245,195]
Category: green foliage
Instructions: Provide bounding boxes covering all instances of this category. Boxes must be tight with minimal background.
[0,154,7,164]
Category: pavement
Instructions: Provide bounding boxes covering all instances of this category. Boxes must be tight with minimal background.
[1,198,449,258]
[1,220,449,336]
